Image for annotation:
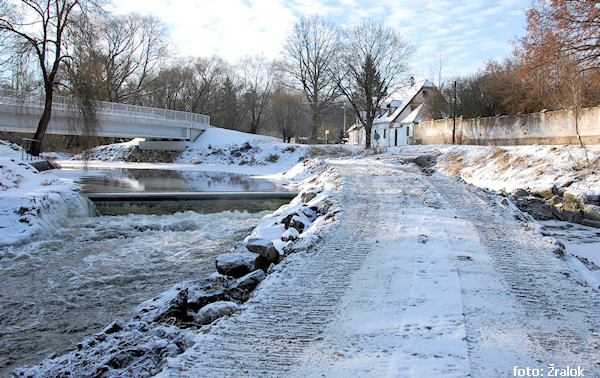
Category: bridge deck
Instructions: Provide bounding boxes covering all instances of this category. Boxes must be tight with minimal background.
[0,89,209,141]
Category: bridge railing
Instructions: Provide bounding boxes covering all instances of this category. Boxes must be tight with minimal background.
[0,88,210,128]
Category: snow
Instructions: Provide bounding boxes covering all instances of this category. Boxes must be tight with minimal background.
[5,130,600,376]
[63,127,309,176]
[177,127,307,175]
[189,126,279,147]
[539,220,600,288]
[0,140,91,246]
[404,144,600,197]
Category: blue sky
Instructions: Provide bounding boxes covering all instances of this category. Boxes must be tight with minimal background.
[110,0,528,80]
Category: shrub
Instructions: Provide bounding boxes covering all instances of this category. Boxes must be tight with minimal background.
[266,154,279,163]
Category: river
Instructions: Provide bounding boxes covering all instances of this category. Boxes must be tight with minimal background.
[0,167,290,376]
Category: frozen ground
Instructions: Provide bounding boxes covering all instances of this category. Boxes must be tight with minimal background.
[159,154,600,377]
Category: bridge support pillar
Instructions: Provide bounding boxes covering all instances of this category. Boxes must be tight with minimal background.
[138,140,189,151]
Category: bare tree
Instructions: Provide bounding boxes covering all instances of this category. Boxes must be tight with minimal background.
[0,0,97,155]
[67,11,169,103]
[332,20,412,148]
[239,55,273,134]
[428,52,445,88]
[284,15,339,142]
[270,90,305,142]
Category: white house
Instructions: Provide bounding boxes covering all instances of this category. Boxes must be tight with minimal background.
[347,79,436,147]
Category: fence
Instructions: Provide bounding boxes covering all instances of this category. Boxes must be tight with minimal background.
[0,88,210,128]
[410,106,600,146]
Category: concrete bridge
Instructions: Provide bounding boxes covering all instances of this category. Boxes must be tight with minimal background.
[0,88,210,151]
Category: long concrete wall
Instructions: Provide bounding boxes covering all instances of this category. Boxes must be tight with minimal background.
[410,106,600,145]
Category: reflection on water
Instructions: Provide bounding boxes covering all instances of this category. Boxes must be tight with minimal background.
[78,169,293,193]
[0,210,269,376]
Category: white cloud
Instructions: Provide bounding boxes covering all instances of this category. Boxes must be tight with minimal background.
[107,0,526,77]
[110,0,297,62]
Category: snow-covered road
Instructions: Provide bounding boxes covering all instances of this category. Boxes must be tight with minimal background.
[160,156,600,377]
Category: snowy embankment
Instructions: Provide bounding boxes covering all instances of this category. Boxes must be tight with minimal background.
[15,157,340,376]
[67,127,309,175]
[0,141,92,246]
[392,144,600,226]
[394,144,600,288]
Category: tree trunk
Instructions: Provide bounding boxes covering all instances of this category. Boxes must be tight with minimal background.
[310,110,319,143]
[574,108,584,148]
[365,121,372,149]
[30,88,54,156]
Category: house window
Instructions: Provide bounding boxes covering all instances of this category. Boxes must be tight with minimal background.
[383,129,386,138]
[422,90,428,97]
[407,126,410,136]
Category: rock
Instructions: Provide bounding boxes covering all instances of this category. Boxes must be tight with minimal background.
[300,206,317,219]
[317,199,333,215]
[279,213,295,228]
[186,276,239,312]
[134,287,188,323]
[532,186,555,200]
[563,191,585,222]
[583,204,600,222]
[552,240,566,258]
[246,238,279,263]
[512,188,529,198]
[103,320,125,335]
[216,251,260,278]
[512,195,555,220]
[413,154,436,168]
[234,270,266,298]
[301,189,320,203]
[194,301,238,326]
[281,228,300,242]
[20,321,186,377]
[549,195,562,205]
[289,214,310,233]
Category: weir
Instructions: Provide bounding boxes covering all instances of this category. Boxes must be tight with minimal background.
[85,191,298,201]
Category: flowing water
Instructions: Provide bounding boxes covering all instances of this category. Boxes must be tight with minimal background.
[0,167,292,376]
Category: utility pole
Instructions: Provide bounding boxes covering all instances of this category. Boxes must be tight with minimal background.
[343,107,347,136]
[452,80,457,145]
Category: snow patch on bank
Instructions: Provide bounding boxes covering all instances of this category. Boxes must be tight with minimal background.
[176,127,308,175]
[0,141,92,246]
[424,144,600,197]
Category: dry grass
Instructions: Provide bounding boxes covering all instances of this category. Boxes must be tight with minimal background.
[439,152,465,176]
[307,145,358,158]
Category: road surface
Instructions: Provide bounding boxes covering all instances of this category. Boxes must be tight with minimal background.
[159,155,600,377]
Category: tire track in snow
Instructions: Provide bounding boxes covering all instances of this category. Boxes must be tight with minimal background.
[429,174,600,375]
[158,163,381,377]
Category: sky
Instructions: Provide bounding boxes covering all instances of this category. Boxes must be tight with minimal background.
[109,0,528,80]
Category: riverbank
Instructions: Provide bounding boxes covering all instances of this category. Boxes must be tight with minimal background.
[4,133,600,375]
[14,158,340,376]
[0,140,92,246]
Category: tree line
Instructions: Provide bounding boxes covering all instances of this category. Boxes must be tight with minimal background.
[4,1,593,153]
[0,1,412,153]
[427,0,600,147]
